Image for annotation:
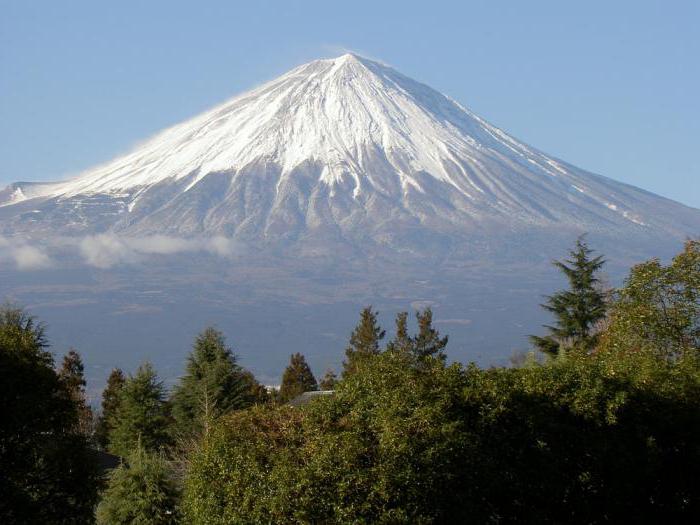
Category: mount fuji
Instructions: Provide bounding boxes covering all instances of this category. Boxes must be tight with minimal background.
[1,54,698,388]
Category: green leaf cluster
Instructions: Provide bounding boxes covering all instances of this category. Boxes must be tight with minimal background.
[601,239,700,356]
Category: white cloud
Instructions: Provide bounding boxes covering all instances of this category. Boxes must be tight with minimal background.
[79,235,134,269]
[1,234,243,270]
[0,236,53,270]
[78,234,243,268]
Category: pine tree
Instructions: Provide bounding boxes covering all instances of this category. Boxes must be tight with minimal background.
[279,353,318,402]
[108,362,170,457]
[530,236,607,356]
[96,444,180,524]
[343,306,385,376]
[57,349,93,436]
[95,368,126,449]
[319,368,338,391]
[170,327,256,439]
[386,311,413,354]
[413,308,449,360]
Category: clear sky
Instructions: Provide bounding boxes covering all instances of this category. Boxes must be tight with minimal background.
[1,0,698,208]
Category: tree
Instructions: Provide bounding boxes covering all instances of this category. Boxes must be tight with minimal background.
[170,327,260,439]
[57,349,93,436]
[241,369,271,405]
[95,368,126,449]
[343,306,385,376]
[413,308,448,360]
[183,338,700,524]
[600,239,700,357]
[279,353,318,402]
[319,368,338,390]
[386,311,412,354]
[108,362,170,457]
[0,306,99,523]
[96,444,180,524]
[531,236,607,356]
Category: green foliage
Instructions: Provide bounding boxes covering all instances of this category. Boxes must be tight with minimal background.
[319,368,338,390]
[108,362,170,457]
[183,340,700,523]
[96,368,126,449]
[386,310,412,354]
[96,445,180,524]
[182,405,306,524]
[531,236,607,355]
[343,306,385,376]
[57,349,93,436]
[601,239,700,356]
[413,307,448,360]
[279,353,318,402]
[170,327,262,439]
[0,306,99,524]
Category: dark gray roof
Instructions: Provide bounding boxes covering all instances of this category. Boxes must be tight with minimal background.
[288,390,334,407]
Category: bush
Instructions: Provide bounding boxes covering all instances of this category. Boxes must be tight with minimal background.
[183,347,700,523]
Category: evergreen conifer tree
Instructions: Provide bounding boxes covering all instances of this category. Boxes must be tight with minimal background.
[343,306,385,376]
[279,353,318,402]
[0,306,99,523]
[96,368,126,448]
[108,362,170,457]
[170,327,256,438]
[319,368,338,390]
[386,311,413,354]
[57,349,93,436]
[241,369,271,405]
[530,236,607,356]
[413,308,449,360]
[96,444,180,524]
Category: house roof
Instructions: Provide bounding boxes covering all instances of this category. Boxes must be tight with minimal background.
[288,390,334,407]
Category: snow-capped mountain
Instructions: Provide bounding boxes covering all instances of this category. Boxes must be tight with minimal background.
[2,53,698,245]
[2,53,699,388]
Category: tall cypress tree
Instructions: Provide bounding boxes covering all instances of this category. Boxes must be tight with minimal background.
[530,236,607,356]
[95,368,126,449]
[57,349,93,436]
[170,327,256,438]
[279,353,318,402]
[413,308,448,360]
[108,362,170,457]
[343,306,385,376]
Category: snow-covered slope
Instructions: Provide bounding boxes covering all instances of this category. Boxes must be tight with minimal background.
[1,53,698,243]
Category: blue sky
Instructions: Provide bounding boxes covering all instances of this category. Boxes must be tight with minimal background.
[1,0,698,208]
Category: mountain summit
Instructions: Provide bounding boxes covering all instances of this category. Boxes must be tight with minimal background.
[1,54,698,244]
